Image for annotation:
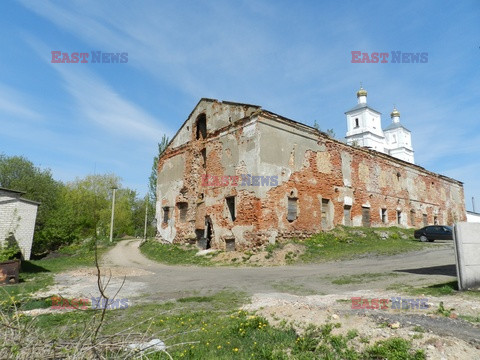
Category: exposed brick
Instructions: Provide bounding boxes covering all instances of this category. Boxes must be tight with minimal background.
[155,99,466,250]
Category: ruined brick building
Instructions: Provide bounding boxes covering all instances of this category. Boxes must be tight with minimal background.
[155,88,466,250]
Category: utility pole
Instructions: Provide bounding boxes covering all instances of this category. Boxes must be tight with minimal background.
[473,197,476,213]
[109,187,117,242]
[144,196,149,241]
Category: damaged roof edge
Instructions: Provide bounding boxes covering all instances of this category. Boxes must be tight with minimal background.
[258,110,463,187]
[158,98,214,160]
[158,98,463,188]
[160,98,262,161]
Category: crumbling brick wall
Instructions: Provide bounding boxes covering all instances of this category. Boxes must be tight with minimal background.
[156,99,466,250]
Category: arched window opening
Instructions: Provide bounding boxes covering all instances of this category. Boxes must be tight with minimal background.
[196,114,207,140]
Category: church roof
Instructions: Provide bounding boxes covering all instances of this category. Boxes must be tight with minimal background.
[344,103,381,115]
[383,122,411,132]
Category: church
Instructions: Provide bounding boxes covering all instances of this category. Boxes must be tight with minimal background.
[155,89,465,250]
[345,86,414,164]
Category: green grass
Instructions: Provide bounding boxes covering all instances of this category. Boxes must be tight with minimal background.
[387,281,461,297]
[0,241,112,312]
[140,226,434,267]
[331,272,405,285]
[364,338,425,360]
[412,326,425,333]
[298,226,433,263]
[177,296,215,303]
[12,290,425,359]
[140,240,214,266]
[459,314,480,323]
[271,281,320,296]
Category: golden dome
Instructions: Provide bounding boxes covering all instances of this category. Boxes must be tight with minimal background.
[390,107,400,118]
[356,87,367,97]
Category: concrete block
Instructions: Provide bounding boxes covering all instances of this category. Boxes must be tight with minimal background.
[453,222,480,290]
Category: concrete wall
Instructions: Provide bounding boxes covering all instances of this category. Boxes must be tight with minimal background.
[454,222,480,290]
[156,99,466,250]
[0,190,38,260]
[466,211,480,223]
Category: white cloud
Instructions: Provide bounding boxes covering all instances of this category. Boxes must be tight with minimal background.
[0,84,42,120]
[55,66,171,142]
[22,35,171,142]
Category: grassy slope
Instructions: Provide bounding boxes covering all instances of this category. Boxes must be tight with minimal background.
[26,291,425,359]
[297,226,430,263]
[141,226,435,266]
[140,241,214,266]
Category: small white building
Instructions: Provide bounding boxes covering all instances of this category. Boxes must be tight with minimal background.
[345,86,415,164]
[0,187,39,260]
[466,211,480,223]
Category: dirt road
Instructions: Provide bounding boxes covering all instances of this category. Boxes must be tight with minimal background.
[100,239,458,300]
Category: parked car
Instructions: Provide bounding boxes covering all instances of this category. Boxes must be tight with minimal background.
[414,225,453,242]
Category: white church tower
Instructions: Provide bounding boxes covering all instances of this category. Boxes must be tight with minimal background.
[345,86,415,164]
[383,107,414,163]
[345,86,386,152]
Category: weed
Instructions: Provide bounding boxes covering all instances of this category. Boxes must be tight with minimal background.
[364,338,425,359]
[360,336,370,344]
[346,329,358,339]
[413,325,424,333]
[436,301,455,317]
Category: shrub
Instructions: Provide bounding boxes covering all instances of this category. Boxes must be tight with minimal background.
[0,236,21,262]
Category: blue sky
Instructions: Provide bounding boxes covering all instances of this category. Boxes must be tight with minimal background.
[1,0,479,211]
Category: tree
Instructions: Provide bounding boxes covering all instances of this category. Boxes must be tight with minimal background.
[0,154,63,253]
[1,153,157,253]
[326,128,336,138]
[132,196,156,238]
[148,135,170,204]
[312,122,335,139]
[64,174,121,238]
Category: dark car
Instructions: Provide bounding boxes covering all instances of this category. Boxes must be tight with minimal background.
[414,225,453,242]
